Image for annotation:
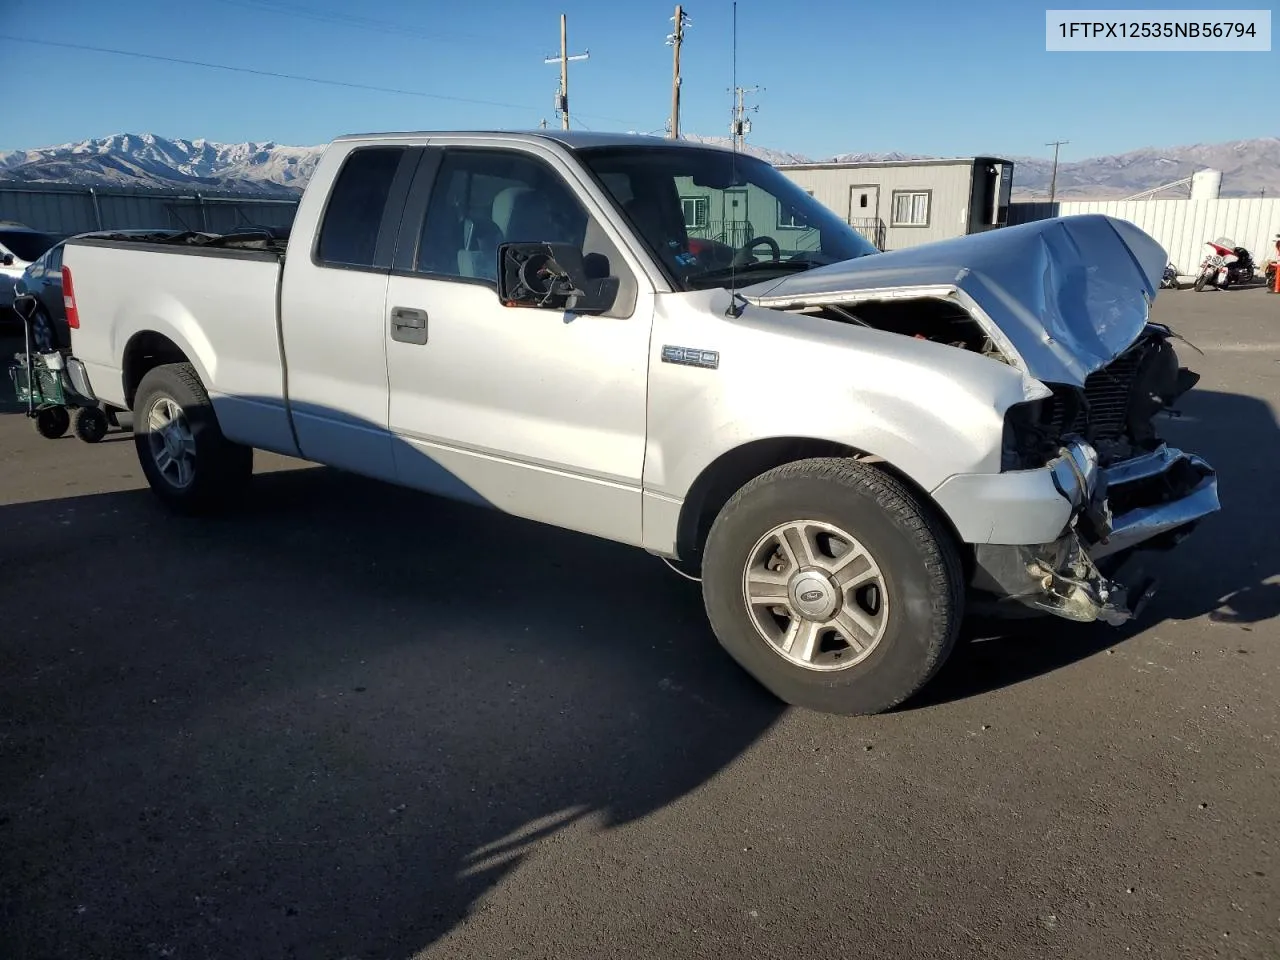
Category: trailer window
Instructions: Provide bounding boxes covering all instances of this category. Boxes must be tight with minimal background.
[890,190,931,227]
[316,147,405,269]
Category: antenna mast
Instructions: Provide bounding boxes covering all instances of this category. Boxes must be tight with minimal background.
[544,13,589,131]
[725,1,745,317]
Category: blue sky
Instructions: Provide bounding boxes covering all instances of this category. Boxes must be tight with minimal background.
[2,0,1275,159]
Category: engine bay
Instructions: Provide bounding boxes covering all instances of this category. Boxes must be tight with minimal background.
[790,298,1008,362]
[788,297,1202,470]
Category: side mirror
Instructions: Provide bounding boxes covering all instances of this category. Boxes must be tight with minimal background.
[1,254,14,266]
[497,242,620,316]
[12,293,38,321]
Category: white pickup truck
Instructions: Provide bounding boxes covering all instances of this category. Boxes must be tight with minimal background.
[58,131,1219,715]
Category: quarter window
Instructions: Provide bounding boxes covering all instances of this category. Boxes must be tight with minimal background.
[316,146,405,269]
[891,190,930,227]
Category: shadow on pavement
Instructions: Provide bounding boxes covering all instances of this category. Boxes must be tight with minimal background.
[0,467,783,959]
[1,369,1273,954]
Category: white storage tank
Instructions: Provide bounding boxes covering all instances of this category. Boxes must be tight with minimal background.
[1190,169,1222,200]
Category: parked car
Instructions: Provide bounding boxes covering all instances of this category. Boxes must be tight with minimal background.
[1,225,62,312]
[55,131,1220,716]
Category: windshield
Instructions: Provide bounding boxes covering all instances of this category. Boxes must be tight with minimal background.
[578,145,878,291]
[0,229,60,263]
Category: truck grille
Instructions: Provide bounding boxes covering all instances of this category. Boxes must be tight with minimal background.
[1053,348,1144,441]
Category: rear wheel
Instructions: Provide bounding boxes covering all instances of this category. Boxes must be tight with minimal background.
[701,458,963,716]
[132,362,252,513]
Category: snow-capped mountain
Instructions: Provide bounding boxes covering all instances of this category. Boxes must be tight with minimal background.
[1,132,1276,200]
[0,134,323,195]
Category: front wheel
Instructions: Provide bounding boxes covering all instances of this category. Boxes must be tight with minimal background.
[132,362,253,513]
[1193,269,1214,292]
[701,458,963,715]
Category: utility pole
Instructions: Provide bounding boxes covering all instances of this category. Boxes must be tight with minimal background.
[667,6,691,139]
[544,13,589,131]
[730,85,761,150]
[1045,139,1069,204]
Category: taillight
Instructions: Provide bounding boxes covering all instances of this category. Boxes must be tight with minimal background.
[62,265,79,329]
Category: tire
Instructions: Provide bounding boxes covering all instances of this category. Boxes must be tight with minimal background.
[132,362,253,513]
[1193,270,1212,292]
[73,406,110,443]
[701,457,963,716]
[34,406,70,439]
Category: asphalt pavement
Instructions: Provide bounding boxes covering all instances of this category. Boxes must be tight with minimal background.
[1,286,1278,960]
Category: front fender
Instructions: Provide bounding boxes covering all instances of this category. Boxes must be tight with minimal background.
[642,294,1047,552]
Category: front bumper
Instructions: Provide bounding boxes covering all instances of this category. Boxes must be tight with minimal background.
[968,441,1220,625]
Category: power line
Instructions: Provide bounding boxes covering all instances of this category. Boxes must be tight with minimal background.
[666,5,691,139]
[543,13,590,131]
[0,34,638,127]
[1045,140,1069,204]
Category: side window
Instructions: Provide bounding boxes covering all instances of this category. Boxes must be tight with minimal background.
[416,149,589,283]
[316,146,405,269]
[48,245,64,274]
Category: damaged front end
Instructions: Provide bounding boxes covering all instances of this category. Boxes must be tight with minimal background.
[973,324,1220,625]
[971,443,1218,625]
[740,214,1220,625]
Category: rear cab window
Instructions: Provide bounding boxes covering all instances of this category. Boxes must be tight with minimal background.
[314,146,410,270]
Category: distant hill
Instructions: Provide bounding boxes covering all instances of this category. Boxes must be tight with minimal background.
[1005,138,1280,199]
[1,132,1276,200]
[0,133,321,196]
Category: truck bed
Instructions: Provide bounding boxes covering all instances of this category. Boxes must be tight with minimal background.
[63,230,299,456]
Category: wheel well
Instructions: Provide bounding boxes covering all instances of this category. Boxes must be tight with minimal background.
[122,332,189,407]
[674,437,972,579]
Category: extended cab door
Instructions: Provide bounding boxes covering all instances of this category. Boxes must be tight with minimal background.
[383,142,655,545]
[278,143,420,481]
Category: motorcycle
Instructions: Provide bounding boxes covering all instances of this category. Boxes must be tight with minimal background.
[1160,263,1179,289]
[1193,238,1255,291]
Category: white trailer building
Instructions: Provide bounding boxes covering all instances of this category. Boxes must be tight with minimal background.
[779,157,1014,251]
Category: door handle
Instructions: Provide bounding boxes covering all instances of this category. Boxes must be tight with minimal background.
[390,306,428,345]
[391,307,427,328]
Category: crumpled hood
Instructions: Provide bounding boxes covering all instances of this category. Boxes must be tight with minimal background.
[743,214,1168,387]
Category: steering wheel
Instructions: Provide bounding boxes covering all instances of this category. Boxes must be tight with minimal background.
[732,235,781,268]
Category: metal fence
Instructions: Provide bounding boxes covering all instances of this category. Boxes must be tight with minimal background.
[848,217,886,251]
[691,219,756,249]
[0,184,300,237]
[1009,197,1280,278]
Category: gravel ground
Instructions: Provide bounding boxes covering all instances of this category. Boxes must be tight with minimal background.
[1,285,1277,960]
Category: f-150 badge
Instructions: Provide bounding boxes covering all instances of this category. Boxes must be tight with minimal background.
[661,345,719,370]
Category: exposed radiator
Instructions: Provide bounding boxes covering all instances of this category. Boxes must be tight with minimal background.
[1052,346,1144,441]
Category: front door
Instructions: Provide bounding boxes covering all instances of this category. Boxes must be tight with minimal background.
[849,184,879,220]
[383,145,653,546]
[723,188,750,247]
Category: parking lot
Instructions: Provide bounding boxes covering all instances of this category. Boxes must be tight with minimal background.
[1,286,1277,959]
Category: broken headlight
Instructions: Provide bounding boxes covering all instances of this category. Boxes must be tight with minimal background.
[1001,398,1057,471]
